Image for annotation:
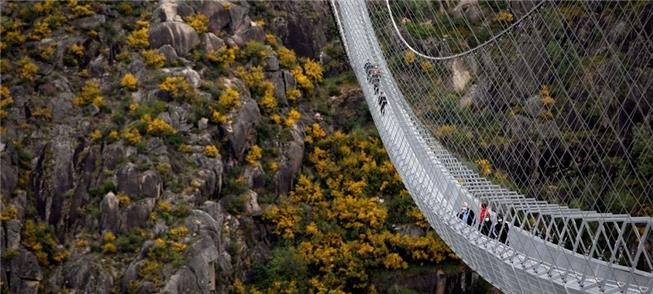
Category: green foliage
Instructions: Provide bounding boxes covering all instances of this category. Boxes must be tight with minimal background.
[252,247,308,290]
[633,124,653,179]
[116,229,148,253]
[240,40,270,64]
[224,193,246,215]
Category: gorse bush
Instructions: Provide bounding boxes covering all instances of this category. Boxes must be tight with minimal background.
[260,127,457,292]
[127,20,149,49]
[18,57,38,81]
[246,145,263,164]
[404,51,415,64]
[204,144,220,157]
[159,76,196,102]
[142,50,166,68]
[0,86,12,119]
[284,109,301,127]
[22,220,69,266]
[207,45,238,69]
[73,80,103,107]
[185,14,208,33]
[292,66,313,92]
[29,20,51,41]
[68,0,94,18]
[287,87,301,102]
[122,128,141,145]
[302,59,324,83]
[143,115,176,137]
[277,47,297,68]
[258,81,278,113]
[121,73,138,91]
[219,87,241,111]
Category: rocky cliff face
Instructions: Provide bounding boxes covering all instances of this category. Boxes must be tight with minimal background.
[0,0,315,292]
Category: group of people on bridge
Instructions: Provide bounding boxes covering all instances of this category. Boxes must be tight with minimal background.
[364,60,387,115]
[458,202,509,244]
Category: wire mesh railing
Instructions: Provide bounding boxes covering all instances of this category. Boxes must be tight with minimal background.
[331,0,653,293]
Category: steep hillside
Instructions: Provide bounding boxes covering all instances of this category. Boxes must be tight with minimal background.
[0,1,488,293]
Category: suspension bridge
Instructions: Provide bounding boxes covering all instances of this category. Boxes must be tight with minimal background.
[330,0,653,293]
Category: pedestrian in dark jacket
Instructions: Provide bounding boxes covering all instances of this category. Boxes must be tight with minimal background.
[492,213,509,244]
[457,202,475,226]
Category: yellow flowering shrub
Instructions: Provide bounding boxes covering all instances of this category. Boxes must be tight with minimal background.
[127,27,149,49]
[270,114,282,124]
[158,200,172,213]
[289,175,325,206]
[4,29,26,48]
[122,128,141,145]
[475,159,491,177]
[239,65,266,92]
[68,44,85,59]
[0,206,17,221]
[494,11,514,23]
[18,57,39,81]
[264,200,301,239]
[258,82,278,112]
[185,14,208,33]
[204,145,220,157]
[420,60,433,72]
[292,66,312,91]
[68,0,94,17]
[29,20,51,41]
[207,45,238,68]
[22,220,68,265]
[128,103,140,115]
[218,87,241,111]
[109,130,119,140]
[73,80,103,107]
[284,109,301,127]
[246,145,263,164]
[303,59,324,83]
[35,0,56,14]
[117,193,131,206]
[102,243,117,254]
[404,51,415,64]
[287,88,301,102]
[169,225,188,240]
[408,207,429,229]
[75,238,88,249]
[142,50,166,68]
[38,44,57,61]
[160,76,195,101]
[383,253,408,269]
[145,117,176,137]
[121,73,138,91]
[0,87,13,120]
[265,34,277,46]
[311,123,326,140]
[261,126,457,292]
[268,161,279,172]
[541,85,555,107]
[211,110,227,124]
[277,47,297,68]
[32,107,52,120]
[89,129,102,141]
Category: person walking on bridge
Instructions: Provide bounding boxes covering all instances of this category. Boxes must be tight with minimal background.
[492,213,509,244]
[457,202,475,226]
